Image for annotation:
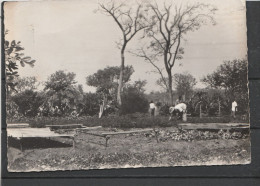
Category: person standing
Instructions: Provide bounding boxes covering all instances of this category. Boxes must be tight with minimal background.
[149,101,156,117]
[231,100,238,119]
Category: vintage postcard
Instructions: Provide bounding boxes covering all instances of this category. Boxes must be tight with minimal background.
[3,0,250,172]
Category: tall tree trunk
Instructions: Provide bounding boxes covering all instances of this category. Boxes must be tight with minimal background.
[117,47,125,106]
[168,72,173,105]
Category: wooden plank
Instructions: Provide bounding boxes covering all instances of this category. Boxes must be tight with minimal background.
[46,124,83,127]
[46,124,84,130]
[101,129,153,136]
[7,123,29,128]
[7,128,74,139]
[76,126,102,131]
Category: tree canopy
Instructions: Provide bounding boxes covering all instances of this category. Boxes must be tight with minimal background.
[202,59,248,99]
[13,76,40,93]
[202,58,248,113]
[86,66,134,95]
[43,71,83,116]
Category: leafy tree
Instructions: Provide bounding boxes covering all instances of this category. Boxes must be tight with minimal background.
[156,72,196,101]
[131,80,147,94]
[87,66,134,97]
[86,66,134,117]
[133,2,217,104]
[202,58,248,114]
[13,76,40,93]
[44,71,83,116]
[98,1,148,105]
[173,73,197,101]
[4,30,36,94]
[12,90,45,117]
[45,71,77,92]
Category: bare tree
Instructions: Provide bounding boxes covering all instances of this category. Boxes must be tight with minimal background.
[98,1,148,106]
[133,2,217,105]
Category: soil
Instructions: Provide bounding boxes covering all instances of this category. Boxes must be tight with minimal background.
[7,126,251,172]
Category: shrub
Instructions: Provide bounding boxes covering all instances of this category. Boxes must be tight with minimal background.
[121,87,149,115]
[12,90,45,117]
[77,93,100,116]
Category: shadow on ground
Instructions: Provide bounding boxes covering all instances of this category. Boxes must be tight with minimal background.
[8,137,72,150]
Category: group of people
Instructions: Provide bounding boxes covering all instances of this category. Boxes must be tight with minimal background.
[149,100,187,121]
[149,99,239,121]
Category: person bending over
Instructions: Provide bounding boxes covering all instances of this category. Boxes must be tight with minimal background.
[169,103,187,121]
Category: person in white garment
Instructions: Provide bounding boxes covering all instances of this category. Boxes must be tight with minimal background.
[231,100,238,119]
[169,103,187,121]
[149,101,156,117]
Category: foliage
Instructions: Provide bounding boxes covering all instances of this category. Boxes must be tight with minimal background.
[4,31,36,93]
[156,72,197,99]
[145,91,177,105]
[12,90,45,117]
[77,92,101,116]
[13,76,40,93]
[173,73,197,101]
[87,66,134,117]
[6,99,21,119]
[86,65,134,98]
[202,58,249,114]
[43,71,83,116]
[45,70,77,92]
[159,128,249,142]
[121,82,149,115]
[131,80,147,94]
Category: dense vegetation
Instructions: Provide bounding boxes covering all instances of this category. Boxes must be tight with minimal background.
[5,32,248,126]
[6,58,249,126]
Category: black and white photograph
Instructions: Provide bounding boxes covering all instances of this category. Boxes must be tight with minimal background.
[4,0,250,172]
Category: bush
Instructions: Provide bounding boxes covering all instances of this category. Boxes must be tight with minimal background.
[120,87,149,115]
[77,93,100,116]
[12,90,45,117]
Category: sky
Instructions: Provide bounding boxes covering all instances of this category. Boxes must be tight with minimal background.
[4,0,247,93]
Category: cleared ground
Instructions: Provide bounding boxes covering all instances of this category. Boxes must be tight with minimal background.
[7,126,250,172]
